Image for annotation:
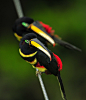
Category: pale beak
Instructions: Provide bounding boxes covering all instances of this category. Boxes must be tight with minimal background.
[30,38,52,61]
[30,24,56,47]
[22,22,56,46]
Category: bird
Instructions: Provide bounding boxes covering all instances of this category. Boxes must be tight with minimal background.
[19,33,67,100]
[13,16,81,52]
[12,16,56,47]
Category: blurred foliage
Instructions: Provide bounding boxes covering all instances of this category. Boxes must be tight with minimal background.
[0,0,86,100]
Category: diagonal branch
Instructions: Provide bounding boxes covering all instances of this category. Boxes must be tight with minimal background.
[13,0,24,18]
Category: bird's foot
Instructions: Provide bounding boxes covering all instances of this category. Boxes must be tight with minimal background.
[36,70,42,76]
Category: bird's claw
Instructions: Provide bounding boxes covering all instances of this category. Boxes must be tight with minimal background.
[36,70,42,76]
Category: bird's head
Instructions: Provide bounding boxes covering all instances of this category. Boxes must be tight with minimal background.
[13,17,34,41]
[20,33,52,61]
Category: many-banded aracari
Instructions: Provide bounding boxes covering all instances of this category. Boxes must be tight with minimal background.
[19,33,67,100]
[13,16,81,51]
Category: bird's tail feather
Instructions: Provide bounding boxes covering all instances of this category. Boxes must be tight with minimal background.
[56,72,67,100]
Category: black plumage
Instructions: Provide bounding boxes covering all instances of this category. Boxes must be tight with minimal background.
[13,16,34,35]
[19,33,67,100]
[13,16,81,52]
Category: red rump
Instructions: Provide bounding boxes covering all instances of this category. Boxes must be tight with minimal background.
[36,53,62,71]
[39,21,52,34]
[53,53,62,71]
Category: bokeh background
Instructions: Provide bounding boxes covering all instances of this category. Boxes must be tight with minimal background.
[0,0,86,100]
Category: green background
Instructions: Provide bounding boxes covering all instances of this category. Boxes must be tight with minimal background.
[0,0,86,100]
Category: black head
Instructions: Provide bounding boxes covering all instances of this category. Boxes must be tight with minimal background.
[12,16,34,35]
[19,33,37,48]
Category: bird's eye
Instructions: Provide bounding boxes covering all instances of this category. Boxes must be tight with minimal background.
[25,40,29,44]
[22,22,29,27]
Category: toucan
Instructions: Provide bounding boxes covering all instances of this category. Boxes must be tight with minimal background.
[13,16,81,52]
[19,33,67,100]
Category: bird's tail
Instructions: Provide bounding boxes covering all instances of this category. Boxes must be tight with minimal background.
[56,72,67,100]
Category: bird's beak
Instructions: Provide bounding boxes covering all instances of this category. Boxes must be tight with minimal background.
[30,38,52,61]
[30,24,56,47]
[22,22,56,46]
